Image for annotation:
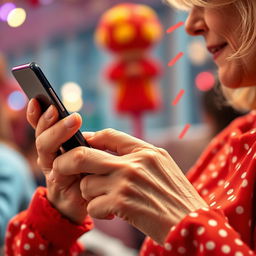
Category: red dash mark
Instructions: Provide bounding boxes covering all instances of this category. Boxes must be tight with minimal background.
[179,124,191,139]
[168,52,184,67]
[172,89,185,106]
[166,21,184,34]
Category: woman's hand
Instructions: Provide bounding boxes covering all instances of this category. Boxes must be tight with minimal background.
[50,128,208,244]
[26,99,88,224]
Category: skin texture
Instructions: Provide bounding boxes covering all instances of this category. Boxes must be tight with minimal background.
[26,1,256,245]
[185,4,256,88]
[27,98,207,244]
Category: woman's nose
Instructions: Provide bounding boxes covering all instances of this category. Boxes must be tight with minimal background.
[185,7,207,36]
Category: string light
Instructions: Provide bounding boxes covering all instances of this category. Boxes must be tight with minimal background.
[7,7,26,27]
[0,2,16,21]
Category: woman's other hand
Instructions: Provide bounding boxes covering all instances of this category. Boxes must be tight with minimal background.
[50,128,208,244]
[26,99,88,224]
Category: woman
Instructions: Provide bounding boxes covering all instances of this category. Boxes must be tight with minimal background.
[5,0,256,255]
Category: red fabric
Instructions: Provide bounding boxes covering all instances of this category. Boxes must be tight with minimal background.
[5,112,256,255]
[5,187,93,256]
[106,58,162,113]
[140,111,256,255]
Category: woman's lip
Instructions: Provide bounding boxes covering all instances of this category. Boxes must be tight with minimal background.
[213,45,227,60]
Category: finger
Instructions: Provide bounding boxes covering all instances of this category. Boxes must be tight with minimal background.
[86,128,153,155]
[35,105,59,137]
[87,195,114,219]
[80,174,112,201]
[36,113,82,170]
[26,99,42,129]
[52,146,120,177]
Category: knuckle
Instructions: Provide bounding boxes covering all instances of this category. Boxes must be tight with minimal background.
[103,128,117,136]
[142,149,159,163]
[156,147,169,157]
[72,147,86,167]
[35,136,44,154]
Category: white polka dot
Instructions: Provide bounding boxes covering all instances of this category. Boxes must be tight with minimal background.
[235,252,244,256]
[189,212,199,218]
[24,244,30,250]
[253,152,256,159]
[39,244,45,250]
[211,172,218,178]
[247,148,252,155]
[201,174,207,181]
[209,164,216,170]
[250,128,256,134]
[201,189,209,195]
[227,188,234,195]
[234,238,243,246]
[197,226,205,236]
[216,205,222,209]
[177,247,186,254]
[241,179,248,188]
[28,232,35,239]
[229,146,233,154]
[170,225,176,232]
[208,219,218,226]
[218,229,228,237]
[205,241,215,250]
[244,144,249,150]
[219,154,225,160]
[236,206,244,215]
[221,245,231,254]
[241,172,247,179]
[180,228,189,237]
[220,161,226,167]
[201,207,210,211]
[228,195,235,201]
[196,183,203,190]
[164,243,172,251]
[225,223,231,229]
[218,180,224,186]
[209,193,215,200]
[231,132,237,137]
[232,156,238,163]
[21,224,27,230]
[210,201,216,207]
[16,240,21,246]
[235,163,241,171]
[224,182,230,188]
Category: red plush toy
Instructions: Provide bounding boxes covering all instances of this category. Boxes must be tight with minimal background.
[95,3,163,138]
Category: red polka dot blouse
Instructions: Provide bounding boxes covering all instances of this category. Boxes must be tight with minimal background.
[4,112,256,255]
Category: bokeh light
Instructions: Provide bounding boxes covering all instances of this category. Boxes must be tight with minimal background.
[61,82,83,112]
[188,39,209,66]
[7,91,28,111]
[7,8,26,28]
[0,2,16,21]
[195,71,216,91]
[39,0,54,5]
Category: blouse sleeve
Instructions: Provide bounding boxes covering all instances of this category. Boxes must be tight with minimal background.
[140,208,255,255]
[4,187,93,256]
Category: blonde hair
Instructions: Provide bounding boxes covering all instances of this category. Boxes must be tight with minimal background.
[164,0,256,111]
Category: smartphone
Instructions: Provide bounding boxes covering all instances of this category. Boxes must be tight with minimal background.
[12,62,90,151]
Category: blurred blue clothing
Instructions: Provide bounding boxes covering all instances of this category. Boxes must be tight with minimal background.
[0,143,36,246]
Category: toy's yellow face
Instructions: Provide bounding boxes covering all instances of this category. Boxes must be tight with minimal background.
[95,3,163,53]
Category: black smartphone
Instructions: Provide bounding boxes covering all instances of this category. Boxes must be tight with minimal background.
[12,62,90,151]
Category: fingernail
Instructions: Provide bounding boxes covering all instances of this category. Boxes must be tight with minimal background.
[83,132,95,138]
[27,100,35,114]
[45,105,54,120]
[64,113,78,128]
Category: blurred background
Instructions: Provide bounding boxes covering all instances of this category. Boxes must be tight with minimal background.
[0,0,244,255]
